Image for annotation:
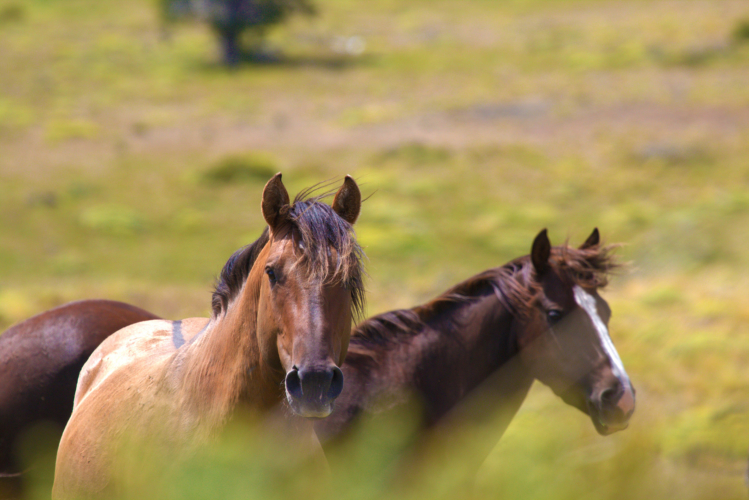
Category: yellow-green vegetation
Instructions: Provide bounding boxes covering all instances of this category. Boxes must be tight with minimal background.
[1,0,748,498]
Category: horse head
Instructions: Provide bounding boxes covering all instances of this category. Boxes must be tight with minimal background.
[516,228,635,435]
[258,174,363,418]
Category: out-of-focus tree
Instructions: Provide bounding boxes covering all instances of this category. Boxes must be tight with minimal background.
[161,0,315,65]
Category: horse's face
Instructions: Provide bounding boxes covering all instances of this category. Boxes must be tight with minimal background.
[517,229,635,435]
[259,229,353,418]
[257,174,361,418]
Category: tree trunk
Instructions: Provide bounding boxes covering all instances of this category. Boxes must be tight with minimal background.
[219,29,241,66]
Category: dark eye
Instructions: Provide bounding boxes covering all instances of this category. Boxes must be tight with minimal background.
[547,310,563,325]
[265,267,277,285]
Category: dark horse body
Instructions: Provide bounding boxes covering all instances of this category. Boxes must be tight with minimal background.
[0,300,159,497]
[315,229,635,470]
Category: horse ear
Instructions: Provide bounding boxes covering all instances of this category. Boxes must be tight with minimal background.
[332,175,361,225]
[262,173,291,231]
[531,228,551,275]
[579,227,600,250]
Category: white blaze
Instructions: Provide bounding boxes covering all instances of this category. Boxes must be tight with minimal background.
[573,285,629,384]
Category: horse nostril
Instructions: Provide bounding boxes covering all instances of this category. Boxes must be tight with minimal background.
[328,366,343,400]
[600,386,620,406]
[292,366,342,404]
[285,368,302,400]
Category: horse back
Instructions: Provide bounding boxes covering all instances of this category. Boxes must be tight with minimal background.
[73,316,210,408]
[73,319,177,408]
[55,317,209,499]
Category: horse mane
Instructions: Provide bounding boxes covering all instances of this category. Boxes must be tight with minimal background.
[349,242,618,353]
[211,186,366,320]
[211,228,270,317]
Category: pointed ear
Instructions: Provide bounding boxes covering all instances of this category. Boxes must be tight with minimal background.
[579,227,600,250]
[531,228,551,276]
[332,175,361,225]
[261,173,290,231]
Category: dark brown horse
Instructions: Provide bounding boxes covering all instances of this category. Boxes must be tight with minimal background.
[52,174,364,499]
[0,300,160,498]
[315,229,635,468]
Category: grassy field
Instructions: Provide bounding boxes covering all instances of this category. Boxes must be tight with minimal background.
[2,0,749,498]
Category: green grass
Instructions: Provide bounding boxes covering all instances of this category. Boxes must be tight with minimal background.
[1,0,749,498]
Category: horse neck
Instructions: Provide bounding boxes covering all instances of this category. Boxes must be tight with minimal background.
[178,268,280,428]
[368,291,532,425]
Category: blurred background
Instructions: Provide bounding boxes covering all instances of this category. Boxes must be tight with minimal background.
[1,0,749,498]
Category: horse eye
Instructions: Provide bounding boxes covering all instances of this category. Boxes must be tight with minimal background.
[265,267,277,285]
[547,310,563,324]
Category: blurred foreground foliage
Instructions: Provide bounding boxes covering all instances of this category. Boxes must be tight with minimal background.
[15,383,749,500]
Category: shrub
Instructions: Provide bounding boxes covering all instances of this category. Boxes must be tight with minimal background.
[201,152,279,184]
[732,19,749,44]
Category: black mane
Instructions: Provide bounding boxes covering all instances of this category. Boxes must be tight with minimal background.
[349,243,618,353]
[211,227,270,317]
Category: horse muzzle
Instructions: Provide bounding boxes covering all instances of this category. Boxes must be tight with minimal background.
[588,381,636,436]
[284,364,344,418]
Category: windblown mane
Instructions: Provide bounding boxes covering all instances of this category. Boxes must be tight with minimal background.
[211,188,365,320]
[350,243,618,352]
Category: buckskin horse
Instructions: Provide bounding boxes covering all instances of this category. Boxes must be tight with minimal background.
[315,228,635,471]
[52,174,364,499]
[0,300,160,498]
